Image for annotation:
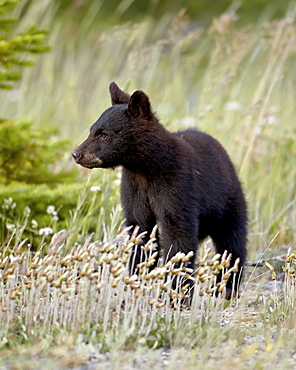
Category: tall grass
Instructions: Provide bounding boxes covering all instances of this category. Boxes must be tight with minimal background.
[0,210,295,367]
[0,222,231,338]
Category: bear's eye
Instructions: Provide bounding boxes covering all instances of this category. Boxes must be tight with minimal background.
[101,133,108,140]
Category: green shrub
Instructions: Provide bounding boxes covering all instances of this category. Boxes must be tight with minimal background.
[0,0,85,244]
[0,119,75,185]
[0,170,120,248]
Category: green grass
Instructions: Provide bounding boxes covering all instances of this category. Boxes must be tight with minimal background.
[0,1,296,368]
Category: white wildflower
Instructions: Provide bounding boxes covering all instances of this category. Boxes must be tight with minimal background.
[259,115,279,127]
[31,220,38,229]
[6,223,16,231]
[3,197,17,209]
[90,186,101,192]
[47,205,57,216]
[39,227,54,236]
[5,197,14,205]
[24,206,31,216]
[224,101,243,112]
[267,115,278,125]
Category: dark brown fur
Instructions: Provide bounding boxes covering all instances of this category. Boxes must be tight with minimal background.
[72,82,248,297]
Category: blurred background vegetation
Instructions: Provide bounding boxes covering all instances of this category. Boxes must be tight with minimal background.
[0,0,295,259]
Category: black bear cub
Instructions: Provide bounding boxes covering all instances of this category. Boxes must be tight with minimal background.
[72,82,248,297]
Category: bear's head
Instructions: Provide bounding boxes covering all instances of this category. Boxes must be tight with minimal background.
[72,82,155,169]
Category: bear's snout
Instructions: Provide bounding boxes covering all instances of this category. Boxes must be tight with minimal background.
[71,150,82,163]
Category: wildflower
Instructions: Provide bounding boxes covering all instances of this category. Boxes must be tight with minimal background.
[47,205,57,216]
[267,115,278,125]
[24,206,31,216]
[31,220,38,229]
[6,223,16,231]
[39,227,54,236]
[90,186,101,192]
[259,115,279,126]
[2,197,16,209]
[224,101,243,112]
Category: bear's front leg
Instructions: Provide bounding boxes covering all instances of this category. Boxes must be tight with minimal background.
[160,218,198,295]
[121,171,160,275]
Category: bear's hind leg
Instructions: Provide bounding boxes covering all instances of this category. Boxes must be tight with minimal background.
[210,217,247,297]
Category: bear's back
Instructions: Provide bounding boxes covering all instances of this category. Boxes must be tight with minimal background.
[173,129,229,163]
[174,129,219,149]
[173,129,240,191]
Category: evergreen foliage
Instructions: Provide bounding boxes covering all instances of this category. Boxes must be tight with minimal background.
[0,119,73,185]
[0,0,50,89]
[0,0,82,243]
[0,0,66,186]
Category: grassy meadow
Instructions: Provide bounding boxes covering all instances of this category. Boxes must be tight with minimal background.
[0,1,296,368]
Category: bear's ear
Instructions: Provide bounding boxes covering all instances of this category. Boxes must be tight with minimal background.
[109,82,130,105]
[128,90,152,120]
